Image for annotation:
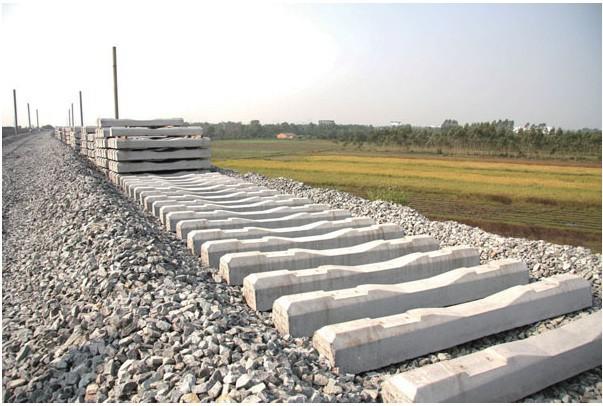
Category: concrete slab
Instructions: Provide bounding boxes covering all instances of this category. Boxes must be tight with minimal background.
[121,171,223,182]
[106,148,211,161]
[141,189,278,208]
[123,176,244,194]
[95,138,109,148]
[151,195,300,217]
[381,311,602,403]
[131,183,253,200]
[312,274,592,373]
[220,235,440,286]
[108,159,211,174]
[129,182,255,200]
[96,157,109,168]
[144,193,283,212]
[97,118,185,127]
[109,126,203,137]
[136,185,271,200]
[202,224,404,268]
[123,173,241,186]
[108,172,120,184]
[185,210,354,252]
[122,171,221,182]
[122,171,221,180]
[124,177,229,190]
[159,198,313,225]
[187,217,372,255]
[245,247,480,312]
[123,172,228,181]
[125,175,250,187]
[273,259,529,337]
[166,204,332,231]
[107,137,210,150]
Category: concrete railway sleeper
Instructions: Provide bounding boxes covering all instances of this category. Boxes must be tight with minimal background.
[97,167,600,402]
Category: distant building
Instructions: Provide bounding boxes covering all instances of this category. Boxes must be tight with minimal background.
[276,132,296,139]
[318,120,335,126]
[250,120,260,126]
[390,121,403,127]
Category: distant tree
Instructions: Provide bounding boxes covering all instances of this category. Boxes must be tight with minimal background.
[199,118,600,159]
[441,119,460,129]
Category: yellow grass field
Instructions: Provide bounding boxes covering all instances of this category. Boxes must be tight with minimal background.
[213,139,602,252]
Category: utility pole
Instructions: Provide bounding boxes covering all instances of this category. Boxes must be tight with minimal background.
[36,109,39,129]
[71,103,74,128]
[13,89,18,136]
[112,46,119,119]
[27,103,31,129]
[79,90,83,126]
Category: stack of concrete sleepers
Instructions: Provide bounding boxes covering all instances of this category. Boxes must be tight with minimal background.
[95,118,210,177]
[94,122,111,173]
[87,128,98,163]
[67,127,82,152]
[108,170,600,402]
[56,127,69,143]
[79,126,95,157]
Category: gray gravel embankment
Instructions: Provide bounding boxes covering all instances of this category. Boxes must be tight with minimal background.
[1,132,600,403]
[2,134,351,403]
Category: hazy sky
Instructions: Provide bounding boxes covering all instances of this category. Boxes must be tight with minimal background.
[2,2,601,128]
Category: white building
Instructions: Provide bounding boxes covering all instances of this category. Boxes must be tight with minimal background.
[513,123,554,134]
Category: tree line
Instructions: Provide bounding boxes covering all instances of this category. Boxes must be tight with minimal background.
[192,119,602,159]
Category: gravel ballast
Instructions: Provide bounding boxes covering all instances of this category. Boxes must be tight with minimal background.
[2,132,601,402]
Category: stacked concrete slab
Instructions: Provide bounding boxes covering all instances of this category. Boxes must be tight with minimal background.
[86,129,97,162]
[93,118,210,176]
[93,119,155,173]
[79,126,95,157]
[55,127,69,143]
[95,130,108,173]
[66,127,81,151]
[101,170,599,401]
